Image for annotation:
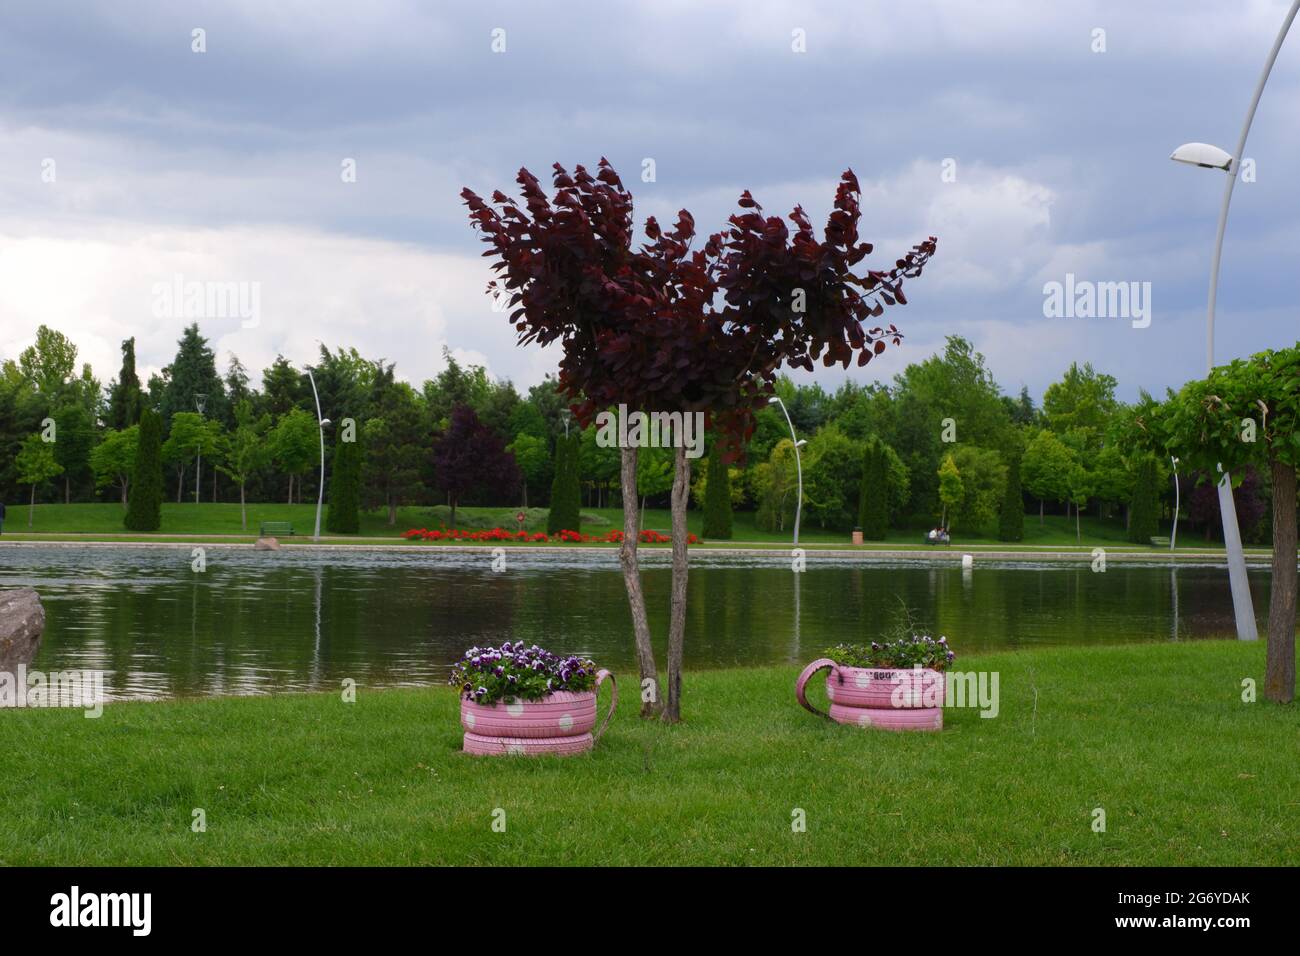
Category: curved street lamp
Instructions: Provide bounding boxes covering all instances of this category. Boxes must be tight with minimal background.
[768,395,807,547]
[305,368,330,541]
[1170,456,1180,552]
[1166,0,1299,640]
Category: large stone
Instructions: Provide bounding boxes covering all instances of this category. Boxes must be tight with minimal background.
[0,588,44,671]
[254,537,281,551]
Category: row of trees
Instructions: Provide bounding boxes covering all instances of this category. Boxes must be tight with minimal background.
[0,322,1286,550]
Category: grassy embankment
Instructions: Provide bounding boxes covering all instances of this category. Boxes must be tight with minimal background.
[0,641,1293,865]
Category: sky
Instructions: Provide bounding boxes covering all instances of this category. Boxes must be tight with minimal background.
[2,0,1299,404]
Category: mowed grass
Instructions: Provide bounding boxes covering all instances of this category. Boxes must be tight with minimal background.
[0,502,1251,553]
[0,641,1293,865]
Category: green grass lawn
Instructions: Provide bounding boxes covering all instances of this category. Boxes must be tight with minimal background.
[0,502,1251,553]
[0,641,1292,865]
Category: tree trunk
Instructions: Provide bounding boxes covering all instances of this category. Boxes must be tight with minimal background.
[120,480,129,507]
[387,500,397,526]
[287,474,293,505]
[618,447,660,718]
[1039,499,1044,525]
[1075,506,1081,543]
[176,471,184,504]
[449,495,457,530]
[240,483,247,531]
[29,483,36,527]
[1265,458,1296,703]
[663,443,690,723]
[65,476,70,505]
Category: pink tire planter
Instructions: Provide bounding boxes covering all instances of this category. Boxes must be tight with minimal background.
[461,670,617,756]
[796,657,945,732]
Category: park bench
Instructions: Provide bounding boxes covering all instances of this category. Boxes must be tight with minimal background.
[1149,536,1170,548]
[259,521,296,537]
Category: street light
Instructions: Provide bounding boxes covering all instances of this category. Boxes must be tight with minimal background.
[305,368,330,541]
[1166,0,1300,640]
[1170,456,1180,552]
[194,393,207,505]
[768,396,807,547]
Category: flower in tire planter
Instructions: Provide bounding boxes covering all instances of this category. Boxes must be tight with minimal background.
[795,635,954,732]
[450,642,617,755]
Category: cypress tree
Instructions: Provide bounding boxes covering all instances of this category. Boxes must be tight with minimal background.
[124,407,163,532]
[326,431,362,533]
[1128,455,1160,544]
[999,456,1025,542]
[858,439,889,540]
[702,441,733,540]
[546,433,582,534]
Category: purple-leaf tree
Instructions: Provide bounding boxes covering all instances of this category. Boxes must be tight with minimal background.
[464,159,936,721]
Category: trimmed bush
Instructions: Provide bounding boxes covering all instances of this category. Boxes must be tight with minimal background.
[999,456,1025,542]
[702,441,733,540]
[327,431,362,533]
[546,432,581,534]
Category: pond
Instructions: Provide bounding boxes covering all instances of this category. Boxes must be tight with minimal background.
[0,544,1272,701]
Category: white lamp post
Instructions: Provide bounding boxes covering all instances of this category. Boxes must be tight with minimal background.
[1170,456,1180,551]
[305,368,330,541]
[768,396,807,547]
[194,393,207,504]
[1166,0,1299,640]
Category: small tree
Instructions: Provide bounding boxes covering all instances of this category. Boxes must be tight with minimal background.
[90,425,140,506]
[999,454,1025,542]
[125,407,163,532]
[465,160,935,721]
[270,408,318,505]
[218,400,271,531]
[432,404,521,528]
[938,454,962,530]
[701,440,733,540]
[1165,346,1300,703]
[15,434,62,527]
[546,431,582,534]
[1021,428,1073,524]
[326,426,363,534]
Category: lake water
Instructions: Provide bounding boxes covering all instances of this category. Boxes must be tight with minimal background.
[0,544,1272,701]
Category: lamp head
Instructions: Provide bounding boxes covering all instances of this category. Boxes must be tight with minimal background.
[1170,142,1233,171]
[795,439,808,448]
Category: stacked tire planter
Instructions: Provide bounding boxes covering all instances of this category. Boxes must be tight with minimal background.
[462,669,617,755]
[796,658,943,731]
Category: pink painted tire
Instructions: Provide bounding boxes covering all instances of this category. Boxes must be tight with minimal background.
[463,732,594,756]
[829,703,943,731]
[461,691,597,738]
[825,666,945,710]
[461,669,617,756]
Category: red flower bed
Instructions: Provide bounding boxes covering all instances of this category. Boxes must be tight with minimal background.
[401,526,698,545]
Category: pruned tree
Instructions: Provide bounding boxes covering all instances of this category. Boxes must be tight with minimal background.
[463,159,936,720]
[1165,346,1300,703]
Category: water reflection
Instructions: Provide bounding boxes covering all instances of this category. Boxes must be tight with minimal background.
[0,545,1268,701]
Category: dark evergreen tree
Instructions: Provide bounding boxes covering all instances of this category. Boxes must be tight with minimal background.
[160,324,227,426]
[1127,455,1160,544]
[858,438,889,540]
[702,440,733,540]
[106,337,142,430]
[431,404,519,528]
[124,407,163,532]
[999,455,1025,542]
[546,432,581,534]
[326,429,362,534]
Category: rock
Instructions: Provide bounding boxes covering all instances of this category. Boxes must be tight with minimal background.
[0,588,45,671]
[255,537,281,551]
